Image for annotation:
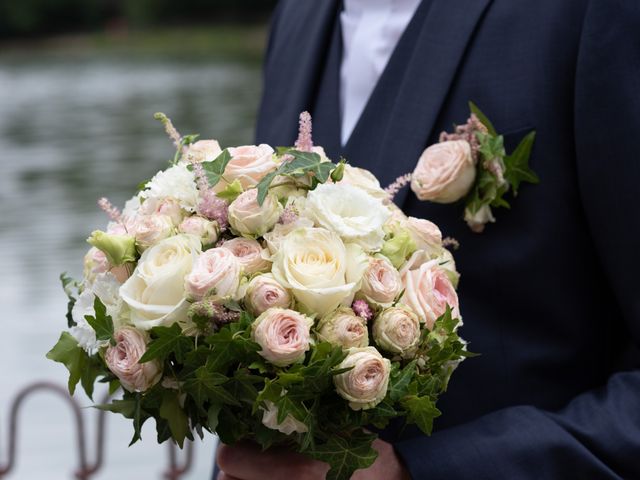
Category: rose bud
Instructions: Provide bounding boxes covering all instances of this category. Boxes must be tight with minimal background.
[464,204,496,233]
[261,400,308,435]
[411,140,476,203]
[373,306,421,358]
[360,256,403,305]
[131,214,175,251]
[244,274,292,316]
[316,307,369,349]
[105,327,162,393]
[220,237,271,275]
[228,188,282,237]
[251,308,314,367]
[184,247,241,302]
[401,260,460,329]
[334,347,391,410]
[178,215,219,246]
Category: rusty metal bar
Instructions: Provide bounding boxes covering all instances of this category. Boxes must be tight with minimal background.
[164,440,195,480]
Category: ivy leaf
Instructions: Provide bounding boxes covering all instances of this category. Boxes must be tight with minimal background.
[504,131,539,195]
[207,403,223,431]
[139,323,194,364]
[388,360,417,402]
[216,178,244,202]
[159,390,191,448]
[307,431,378,480]
[46,332,87,396]
[402,395,441,435]
[84,297,114,342]
[60,272,80,328]
[468,101,497,136]
[187,149,232,188]
[182,366,239,408]
[96,393,149,445]
[256,150,336,205]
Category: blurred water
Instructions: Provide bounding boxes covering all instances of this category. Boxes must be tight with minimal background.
[0,53,262,479]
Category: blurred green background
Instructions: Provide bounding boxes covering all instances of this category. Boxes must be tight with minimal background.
[0,1,275,478]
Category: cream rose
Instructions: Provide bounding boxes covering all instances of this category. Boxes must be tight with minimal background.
[338,165,388,200]
[411,140,476,203]
[119,234,202,330]
[261,400,308,435]
[182,139,222,164]
[220,237,271,275]
[140,197,185,226]
[360,256,403,305]
[218,144,278,190]
[334,347,391,410]
[228,188,282,237]
[404,217,442,252]
[184,247,241,302]
[251,308,314,367]
[272,227,367,316]
[244,274,292,316]
[131,214,175,251]
[401,259,460,329]
[105,327,162,392]
[316,308,369,349]
[305,183,391,251]
[178,215,219,246]
[263,216,314,255]
[373,306,421,357]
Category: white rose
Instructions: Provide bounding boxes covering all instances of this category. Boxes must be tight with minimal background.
[360,256,403,305]
[261,400,308,435]
[316,308,369,349]
[272,227,367,316]
[182,140,222,164]
[120,234,202,330]
[228,188,282,237]
[411,140,476,203]
[338,165,388,200]
[184,247,241,302]
[304,183,391,251]
[220,237,271,275]
[140,164,200,212]
[263,216,314,255]
[334,347,391,410]
[373,306,421,358]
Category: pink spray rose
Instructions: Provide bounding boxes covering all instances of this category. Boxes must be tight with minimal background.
[360,256,403,305]
[401,260,460,329]
[220,237,271,275]
[244,274,292,316]
[105,327,162,393]
[411,140,476,203]
[184,247,241,302]
[251,308,314,367]
[221,144,278,190]
[333,347,391,411]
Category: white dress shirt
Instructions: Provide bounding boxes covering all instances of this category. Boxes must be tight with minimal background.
[340,0,422,145]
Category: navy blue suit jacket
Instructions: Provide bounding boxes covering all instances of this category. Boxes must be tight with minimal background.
[254,0,640,478]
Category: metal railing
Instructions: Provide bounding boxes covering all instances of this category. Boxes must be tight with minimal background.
[0,381,195,479]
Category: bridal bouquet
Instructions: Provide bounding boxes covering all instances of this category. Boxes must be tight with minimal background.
[48,112,469,480]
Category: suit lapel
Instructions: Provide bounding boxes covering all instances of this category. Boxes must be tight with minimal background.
[256,0,340,147]
[344,0,493,206]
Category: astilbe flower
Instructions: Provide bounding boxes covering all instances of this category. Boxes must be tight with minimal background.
[98,197,122,222]
[154,112,185,153]
[294,111,314,152]
[384,173,413,202]
[188,299,240,333]
[352,299,374,322]
[439,113,488,163]
[191,162,229,230]
[278,205,299,225]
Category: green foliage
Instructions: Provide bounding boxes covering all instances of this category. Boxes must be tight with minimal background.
[402,395,441,435]
[84,297,114,342]
[187,149,232,188]
[469,101,497,136]
[46,332,105,399]
[256,150,339,205]
[60,272,80,328]
[306,431,378,480]
[139,323,194,364]
[216,178,244,202]
[504,131,539,195]
[159,390,191,447]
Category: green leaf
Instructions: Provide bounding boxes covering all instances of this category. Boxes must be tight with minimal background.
[46,332,86,396]
[84,297,114,342]
[182,366,239,408]
[97,394,148,445]
[60,273,80,328]
[504,131,539,195]
[159,390,190,448]
[389,360,417,402]
[402,395,441,435]
[216,178,244,202]
[207,403,223,431]
[139,323,193,364]
[469,101,497,136]
[307,431,378,480]
[188,149,232,188]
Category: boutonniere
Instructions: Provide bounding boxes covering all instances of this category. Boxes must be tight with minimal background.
[388,102,538,232]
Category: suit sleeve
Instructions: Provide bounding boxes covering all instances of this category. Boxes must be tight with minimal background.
[394,1,640,478]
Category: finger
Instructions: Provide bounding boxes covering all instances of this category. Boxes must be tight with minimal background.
[217,472,241,480]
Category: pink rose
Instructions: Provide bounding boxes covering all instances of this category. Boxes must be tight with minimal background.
[140,197,185,226]
[244,274,292,316]
[334,347,391,410]
[220,237,271,275]
[183,139,223,164]
[411,140,476,203]
[360,256,403,305]
[404,217,442,251]
[178,215,219,246]
[184,248,241,301]
[316,307,369,349]
[251,308,314,366]
[372,306,421,357]
[131,214,175,251]
[228,188,282,237]
[105,327,162,392]
[83,247,131,284]
[401,260,460,329]
[221,144,277,190]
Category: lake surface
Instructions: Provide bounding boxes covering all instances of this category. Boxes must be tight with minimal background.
[0,52,262,479]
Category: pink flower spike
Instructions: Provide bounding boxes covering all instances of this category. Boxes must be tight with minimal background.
[153,112,184,152]
[294,111,314,152]
[198,191,229,230]
[192,161,210,192]
[352,299,374,322]
[97,197,122,222]
[278,205,298,225]
[384,173,412,201]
